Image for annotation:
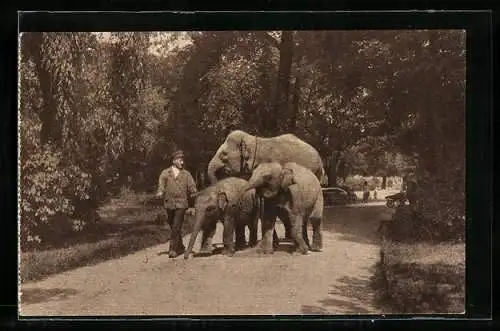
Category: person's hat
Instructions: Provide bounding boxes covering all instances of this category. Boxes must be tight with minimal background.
[171,150,185,160]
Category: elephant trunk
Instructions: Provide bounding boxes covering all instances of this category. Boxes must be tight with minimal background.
[207,157,223,185]
[243,176,264,192]
[184,209,204,259]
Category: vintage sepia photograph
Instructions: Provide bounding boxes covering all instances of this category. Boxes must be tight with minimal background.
[18,29,466,316]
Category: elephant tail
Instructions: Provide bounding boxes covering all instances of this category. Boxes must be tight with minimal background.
[317,166,328,187]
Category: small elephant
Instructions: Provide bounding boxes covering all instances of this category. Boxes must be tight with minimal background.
[184,177,259,259]
[243,162,324,255]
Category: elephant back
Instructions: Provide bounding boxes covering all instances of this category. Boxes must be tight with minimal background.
[194,177,247,208]
[260,134,324,180]
[212,177,249,205]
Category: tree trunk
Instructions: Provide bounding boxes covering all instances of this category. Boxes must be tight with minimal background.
[327,163,337,187]
[253,40,275,136]
[290,76,300,134]
[327,151,342,187]
[29,33,62,147]
[241,99,256,134]
[39,79,61,146]
[171,32,236,150]
[271,31,294,135]
[382,176,387,190]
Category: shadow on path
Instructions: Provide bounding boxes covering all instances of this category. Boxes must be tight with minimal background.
[301,264,393,315]
[322,205,392,245]
[306,205,395,313]
[21,288,79,305]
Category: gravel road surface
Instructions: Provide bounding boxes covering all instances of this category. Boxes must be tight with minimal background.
[20,202,392,316]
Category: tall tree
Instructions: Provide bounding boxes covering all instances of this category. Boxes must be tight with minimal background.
[271,31,294,134]
[108,33,150,186]
[168,32,236,169]
[21,33,96,147]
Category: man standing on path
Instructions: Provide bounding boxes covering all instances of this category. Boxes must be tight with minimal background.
[362,181,370,203]
[156,150,198,258]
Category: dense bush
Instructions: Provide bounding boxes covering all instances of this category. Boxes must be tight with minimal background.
[385,204,465,243]
[378,239,465,314]
[383,262,465,313]
[20,145,93,250]
[384,167,465,243]
[417,169,466,242]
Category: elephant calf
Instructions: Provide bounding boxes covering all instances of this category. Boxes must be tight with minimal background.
[243,162,324,255]
[184,177,260,259]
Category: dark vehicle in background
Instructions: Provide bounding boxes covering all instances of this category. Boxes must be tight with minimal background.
[385,180,418,208]
[385,191,408,208]
[338,185,357,203]
[322,186,357,206]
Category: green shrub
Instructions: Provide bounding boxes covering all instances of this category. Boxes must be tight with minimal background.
[385,202,465,243]
[412,167,465,243]
[20,145,93,250]
[378,239,465,314]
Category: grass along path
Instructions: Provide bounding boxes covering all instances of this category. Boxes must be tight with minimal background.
[378,238,465,313]
[20,191,194,283]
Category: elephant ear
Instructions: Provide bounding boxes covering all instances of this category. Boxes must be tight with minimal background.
[218,149,229,162]
[216,190,229,211]
[280,167,296,189]
[239,138,250,161]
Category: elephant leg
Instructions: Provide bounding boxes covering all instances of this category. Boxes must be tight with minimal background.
[222,215,235,256]
[248,213,258,247]
[283,216,293,240]
[200,221,216,253]
[276,207,295,246]
[302,221,311,249]
[257,204,277,254]
[200,231,210,252]
[234,221,247,251]
[310,194,324,252]
[258,217,276,254]
[290,213,309,255]
[273,210,287,248]
[272,228,279,249]
[310,216,323,252]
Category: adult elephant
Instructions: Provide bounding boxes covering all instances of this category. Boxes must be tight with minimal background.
[207,130,327,186]
[243,162,324,255]
[184,177,260,259]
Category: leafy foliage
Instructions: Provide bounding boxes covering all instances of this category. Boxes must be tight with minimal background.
[20,144,92,249]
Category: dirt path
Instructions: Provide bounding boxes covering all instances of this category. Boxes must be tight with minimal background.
[20,203,392,316]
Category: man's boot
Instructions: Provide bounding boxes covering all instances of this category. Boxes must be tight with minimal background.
[199,236,213,255]
[176,242,186,255]
[168,243,178,258]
